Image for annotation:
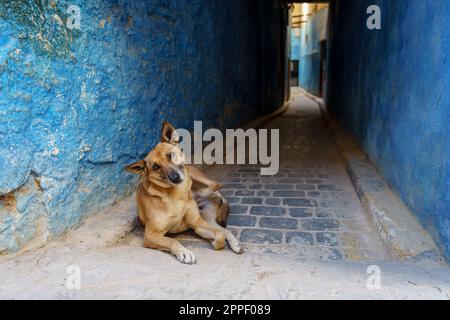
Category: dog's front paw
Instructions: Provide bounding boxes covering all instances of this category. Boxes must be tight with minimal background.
[226,233,244,254]
[174,248,196,264]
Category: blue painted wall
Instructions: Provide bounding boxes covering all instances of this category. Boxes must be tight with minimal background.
[298,7,328,95]
[327,0,450,261]
[290,30,300,61]
[260,0,289,113]
[0,0,286,253]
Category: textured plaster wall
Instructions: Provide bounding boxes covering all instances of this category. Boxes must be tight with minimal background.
[290,30,300,61]
[0,0,286,253]
[259,0,289,113]
[327,0,450,261]
[298,7,328,96]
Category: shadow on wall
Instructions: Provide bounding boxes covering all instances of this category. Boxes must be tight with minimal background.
[327,0,450,261]
[291,6,328,96]
[0,0,287,253]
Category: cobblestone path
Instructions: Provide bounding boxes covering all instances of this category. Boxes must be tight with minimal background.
[185,88,390,262]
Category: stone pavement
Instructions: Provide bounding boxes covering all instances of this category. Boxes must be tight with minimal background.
[0,88,449,299]
[175,88,389,262]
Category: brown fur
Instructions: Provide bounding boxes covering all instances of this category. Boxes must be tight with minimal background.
[125,122,239,264]
[193,188,243,254]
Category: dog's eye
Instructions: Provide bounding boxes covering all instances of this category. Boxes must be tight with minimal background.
[152,163,160,170]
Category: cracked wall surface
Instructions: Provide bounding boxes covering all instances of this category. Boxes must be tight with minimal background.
[0,0,286,253]
[327,0,450,261]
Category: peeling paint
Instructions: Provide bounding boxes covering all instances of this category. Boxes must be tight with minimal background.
[327,0,450,261]
[0,0,285,253]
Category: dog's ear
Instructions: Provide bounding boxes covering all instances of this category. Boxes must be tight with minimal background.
[124,160,146,175]
[161,121,180,145]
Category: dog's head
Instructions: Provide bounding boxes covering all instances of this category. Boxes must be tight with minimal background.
[125,122,186,188]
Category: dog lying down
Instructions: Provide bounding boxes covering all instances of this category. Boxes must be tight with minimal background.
[125,122,243,264]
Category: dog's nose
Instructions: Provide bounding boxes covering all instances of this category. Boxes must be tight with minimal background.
[168,171,182,184]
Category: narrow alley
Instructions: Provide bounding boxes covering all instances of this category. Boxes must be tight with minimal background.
[174,88,390,263]
[1,0,449,302]
[0,90,448,300]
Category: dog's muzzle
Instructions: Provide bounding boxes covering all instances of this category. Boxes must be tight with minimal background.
[168,171,183,184]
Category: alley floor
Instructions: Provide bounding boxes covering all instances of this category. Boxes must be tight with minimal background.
[0,89,449,299]
[170,88,389,263]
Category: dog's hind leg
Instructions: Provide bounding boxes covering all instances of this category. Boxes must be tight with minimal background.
[187,217,226,250]
[204,219,243,254]
[222,229,243,254]
[185,202,226,250]
[194,220,226,250]
[202,214,243,254]
[144,226,196,264]
[187,166,222,191]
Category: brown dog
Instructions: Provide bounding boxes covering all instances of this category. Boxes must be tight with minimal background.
[125,122,238,264]
[193,187,243,254]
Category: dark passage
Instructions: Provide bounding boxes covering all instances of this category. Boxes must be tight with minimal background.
[0,0,449,299]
